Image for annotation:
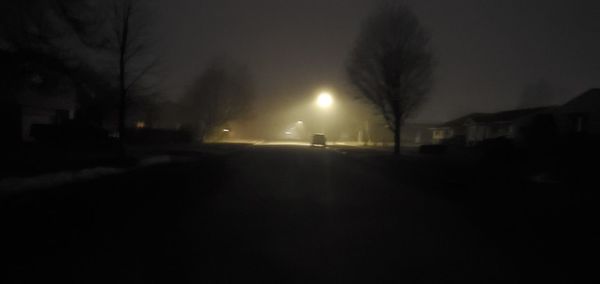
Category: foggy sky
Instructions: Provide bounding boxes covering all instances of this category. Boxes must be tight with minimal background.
[155,0,600,123]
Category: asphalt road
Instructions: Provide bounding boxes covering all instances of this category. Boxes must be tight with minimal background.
[2,145,514,283]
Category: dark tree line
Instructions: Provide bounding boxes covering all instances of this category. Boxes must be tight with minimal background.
[1,1,254,146]
[0,0,98,98]
[0,0,158,149]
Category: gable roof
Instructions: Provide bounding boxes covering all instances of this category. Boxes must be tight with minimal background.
[560,88,600,112]
[441,113,486,127]
[468,107,555,124]
[439,106,556,128]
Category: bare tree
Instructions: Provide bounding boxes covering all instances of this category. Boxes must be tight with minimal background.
[346,2,434,154]
[0,0,102,99]
[181,59,255,142]
[100,0,158,148]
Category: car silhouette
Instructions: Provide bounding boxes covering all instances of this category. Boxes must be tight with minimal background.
[311,134,327,147]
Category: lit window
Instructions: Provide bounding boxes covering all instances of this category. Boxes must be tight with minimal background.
[136,121,145,129]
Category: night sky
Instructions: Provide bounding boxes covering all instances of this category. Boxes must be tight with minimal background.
[155,0,600,123]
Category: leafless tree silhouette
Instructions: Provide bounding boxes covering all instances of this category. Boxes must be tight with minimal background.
[100,0,158,149]
[347,1,434,154]
[181,58,255,142]
[0,0,101,98]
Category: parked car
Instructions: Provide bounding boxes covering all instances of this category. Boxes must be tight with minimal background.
[311,134,327,147]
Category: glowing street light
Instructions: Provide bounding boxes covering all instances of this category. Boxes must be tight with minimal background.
[316,91,333,108]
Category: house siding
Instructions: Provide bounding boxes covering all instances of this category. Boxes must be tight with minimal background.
[15,90,77,142]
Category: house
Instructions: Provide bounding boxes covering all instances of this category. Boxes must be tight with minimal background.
[554,89,600,137]
[464,107,555,145]
[430,113,484,144]
[1,89,77,143]
[425,88,600,148]
[432,107,556,146]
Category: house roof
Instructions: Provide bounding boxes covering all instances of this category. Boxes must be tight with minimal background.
[433,88,600,129]
[403,122,439,129]
[439,106,555,128]
[560,88,600,113]
[441,113,486,127]
[467,107,555,124]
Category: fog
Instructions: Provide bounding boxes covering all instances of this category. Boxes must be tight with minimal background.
[152,0,600,139]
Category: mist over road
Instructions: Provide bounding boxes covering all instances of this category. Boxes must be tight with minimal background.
[2,145,510,283]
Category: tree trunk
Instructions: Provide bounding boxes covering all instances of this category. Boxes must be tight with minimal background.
[117,7,130,156]
[118,84,126,153]
[117,49,127,155]
[394,114,401,155]
[393,100,401,155]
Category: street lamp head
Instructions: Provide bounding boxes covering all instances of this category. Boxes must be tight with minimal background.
[316,92,333,108]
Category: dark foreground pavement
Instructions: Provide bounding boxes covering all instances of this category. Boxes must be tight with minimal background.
[4,145,519,283]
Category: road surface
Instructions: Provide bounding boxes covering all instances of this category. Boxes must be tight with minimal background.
[2,145,513,283]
